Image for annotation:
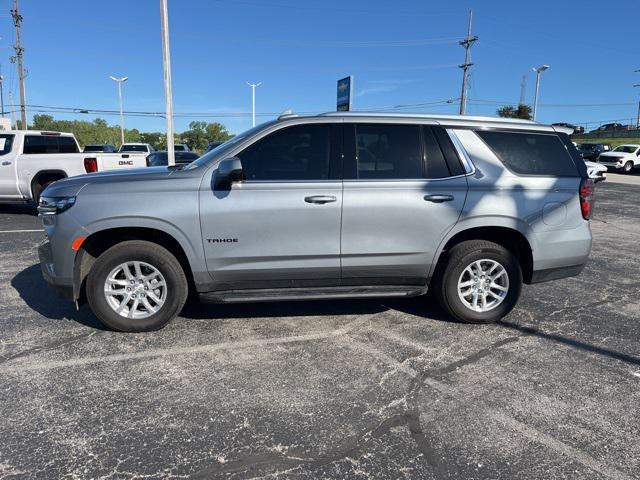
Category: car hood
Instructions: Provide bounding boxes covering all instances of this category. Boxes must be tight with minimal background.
[598,152,626,159]
[42,167,185,198]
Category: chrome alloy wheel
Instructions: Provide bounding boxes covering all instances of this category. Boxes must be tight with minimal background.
[104,261,167,319]
[457,259,509,313]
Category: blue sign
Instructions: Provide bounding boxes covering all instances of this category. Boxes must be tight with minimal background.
[337,76,353,112]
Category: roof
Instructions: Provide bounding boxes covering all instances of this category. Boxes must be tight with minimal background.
[0,130,75,136]
[276,111,549,130]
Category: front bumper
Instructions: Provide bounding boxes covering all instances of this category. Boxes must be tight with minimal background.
[38,239,74,300]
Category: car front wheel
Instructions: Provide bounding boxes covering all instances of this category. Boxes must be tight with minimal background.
[623,161,634,173]
[435,240,522,324]
[86,240,188,332]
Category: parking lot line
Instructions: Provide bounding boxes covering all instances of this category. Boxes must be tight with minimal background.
[0,229,43,233]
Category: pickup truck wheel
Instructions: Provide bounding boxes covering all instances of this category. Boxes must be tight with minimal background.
[435,240,522,324]
[623,161,634,174]
[32,181,54,205]
[86,240,188,332]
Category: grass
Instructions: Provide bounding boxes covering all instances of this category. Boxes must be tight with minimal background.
[572,137,640,147]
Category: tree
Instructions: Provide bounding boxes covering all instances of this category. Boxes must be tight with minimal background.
[496,103,532,120]
[180,121,233,151]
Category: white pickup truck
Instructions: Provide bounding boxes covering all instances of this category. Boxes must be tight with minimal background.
[597,144,640,173]
[0,130,147,204]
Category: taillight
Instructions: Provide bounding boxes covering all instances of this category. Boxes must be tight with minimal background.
[579,178,594,220]
[84,157,98,173]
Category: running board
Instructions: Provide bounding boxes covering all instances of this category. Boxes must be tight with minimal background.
[199,285,428,304]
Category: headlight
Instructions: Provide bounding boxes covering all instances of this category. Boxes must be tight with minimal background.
[37,196,76,216]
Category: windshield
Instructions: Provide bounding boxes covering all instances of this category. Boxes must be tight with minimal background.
[184,122,277,170]
[613,145,638,153]
[119,145,148,152]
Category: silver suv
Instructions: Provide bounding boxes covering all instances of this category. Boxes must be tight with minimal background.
[38,113,593,332]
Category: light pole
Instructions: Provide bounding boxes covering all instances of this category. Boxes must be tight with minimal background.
[0,75,4,118]
[246,82,261,127]
[531,64,549,121]
[109,76,128,145]
[160,0,175,166]
[634,84,640,129]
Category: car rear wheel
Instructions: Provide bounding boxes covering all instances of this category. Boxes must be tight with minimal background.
[435,240,522,324]
[86,240,188,332]
[624,161,634,174]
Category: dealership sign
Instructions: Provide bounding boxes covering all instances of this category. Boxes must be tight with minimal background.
[337,76,353,112]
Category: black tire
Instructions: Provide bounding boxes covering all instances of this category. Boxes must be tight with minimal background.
[86,240,188,332]
[434,240,522,324]
[31,181,54,205]
[624,161,634,174]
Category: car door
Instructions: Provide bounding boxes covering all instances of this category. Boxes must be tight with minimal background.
[340,123,467,285]
[199,122,343,290]
[0,134,19,198]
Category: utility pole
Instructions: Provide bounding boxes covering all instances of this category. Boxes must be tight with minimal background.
[519,75,527,105]
[634,69,640,129]
[458,10,477,115]
[9,91,15,128]
[532,64,549,121]
[246,82,261,127]
[160,0,175,166]
[11,0,27,129]
[109,76,128,145]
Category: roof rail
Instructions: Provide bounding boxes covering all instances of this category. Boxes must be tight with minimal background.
[317,111,537,124]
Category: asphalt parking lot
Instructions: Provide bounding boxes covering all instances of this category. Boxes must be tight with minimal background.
[0,174,639,480]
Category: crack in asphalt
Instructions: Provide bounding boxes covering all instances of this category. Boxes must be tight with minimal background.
[0,331,98,365]
[191,335,520,479]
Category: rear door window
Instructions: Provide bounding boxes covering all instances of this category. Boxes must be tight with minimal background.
[23,135,78,154]
[354,124,422,179]
[477,130,578,176]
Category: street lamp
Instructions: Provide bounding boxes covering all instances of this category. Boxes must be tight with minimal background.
[246,82,261,127]
[109,75,128,145]
[531,64,549,121]
[634,84,640,129]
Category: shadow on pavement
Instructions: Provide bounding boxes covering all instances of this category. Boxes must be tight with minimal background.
[0,203,37,216]
[498,320,640,367]
[11,264,106,330]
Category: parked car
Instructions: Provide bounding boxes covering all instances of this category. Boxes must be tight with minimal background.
[205,140,225,152]
[588,123,625,134]
[577,143,612,161]
[38,113,592,332]
[552,122,584,134]
[174,144,190,152]
[584,160,607,182]
[146,151,199,167]
[597,144,640,173]
[84,144,117,153]
[0,131,148,204]
[119,143,155,154]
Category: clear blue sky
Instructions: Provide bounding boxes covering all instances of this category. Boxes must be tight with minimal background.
[1,0,638,134]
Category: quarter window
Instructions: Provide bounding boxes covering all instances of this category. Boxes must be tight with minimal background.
[237,124,330,181]
[477,131,578,176]
[355,124,422,179]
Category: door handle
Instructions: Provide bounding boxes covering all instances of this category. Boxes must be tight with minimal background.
[1,161,11,166]
[424,194,454,203]
[305,195,337,204]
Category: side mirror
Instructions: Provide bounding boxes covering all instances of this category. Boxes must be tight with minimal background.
[214,157,243,190]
